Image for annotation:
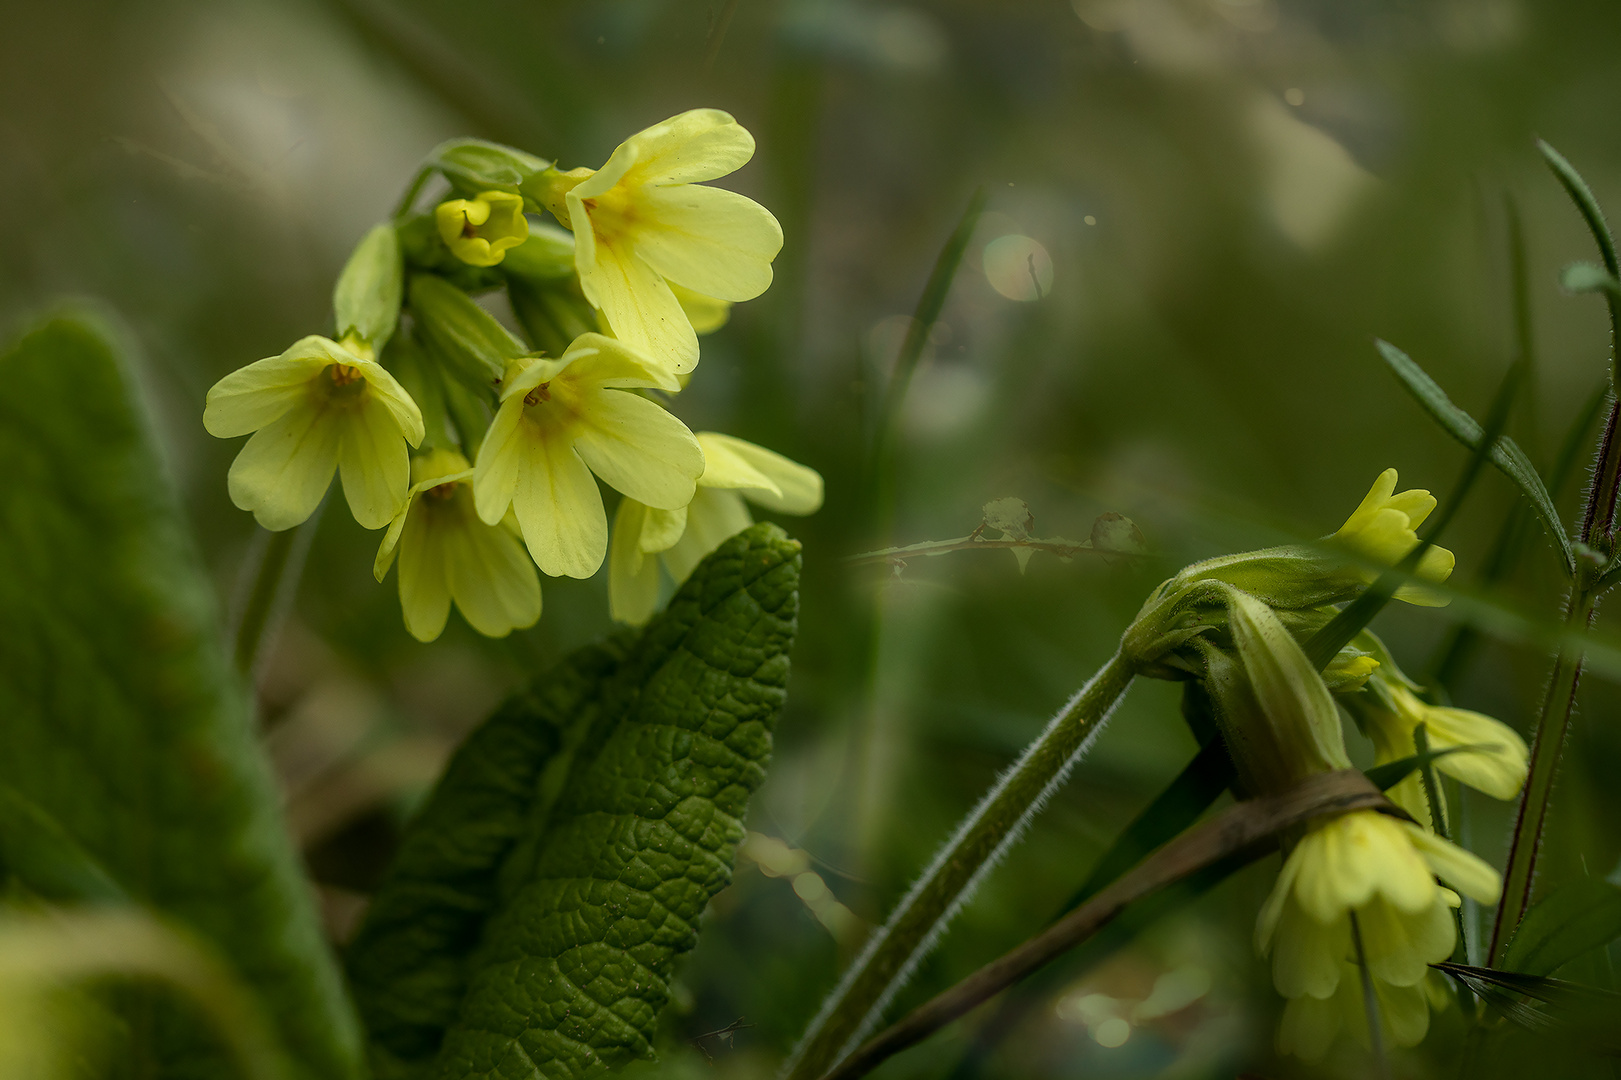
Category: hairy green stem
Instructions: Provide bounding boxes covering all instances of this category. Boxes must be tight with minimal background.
[1490,584,1599,962]
[782,651,1136,1080]
[232,506,323,678]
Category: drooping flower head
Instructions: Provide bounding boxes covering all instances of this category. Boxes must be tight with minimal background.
[609,433,822,624]
[204,335,424,530]
[436,191,529,267]
[1347,663,1529,826]
[1331,468,1455,605]
[374,448,541,643]
[1278,964,1452,1060]
[539,109,783,374]
[472,333,704,579]
[1257,809,1498,1004]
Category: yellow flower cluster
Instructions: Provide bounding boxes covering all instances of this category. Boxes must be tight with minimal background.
[203,111,821,642]
[1136,469,1526,1059]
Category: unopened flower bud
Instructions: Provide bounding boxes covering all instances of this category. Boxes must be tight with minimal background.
[436,191,528,268]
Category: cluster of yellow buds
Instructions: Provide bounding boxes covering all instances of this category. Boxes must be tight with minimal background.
[1124,470,1528,1058]
[203,111,822,641]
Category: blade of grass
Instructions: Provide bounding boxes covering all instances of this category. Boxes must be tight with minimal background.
[1376,340,1570,575]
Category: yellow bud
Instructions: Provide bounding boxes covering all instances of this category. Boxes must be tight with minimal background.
[435,191,529,267]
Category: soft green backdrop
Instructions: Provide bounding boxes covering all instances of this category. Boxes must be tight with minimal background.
[4,1,1618,1076]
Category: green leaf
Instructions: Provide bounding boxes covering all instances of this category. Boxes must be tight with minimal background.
[1503,878,1621,976]
[0,784,128,905]
[1375,339,1573,575]
[432,523,801,1080]
[1538,140,1620,278]
[333,222,404,350]
[0,310,364,1079]
[427,138,550,202]
[345,638,629,1077]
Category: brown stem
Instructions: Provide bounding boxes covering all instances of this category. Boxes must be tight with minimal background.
[815,770,1396,1080]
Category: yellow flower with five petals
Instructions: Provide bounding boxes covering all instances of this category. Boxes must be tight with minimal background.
[609,433,822,624]
[374,449,541,643]
[542,109,782,374]
[472,333,703,579]
[203,335,423,530]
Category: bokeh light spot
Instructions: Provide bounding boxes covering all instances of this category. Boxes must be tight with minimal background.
[983,234,1054,301]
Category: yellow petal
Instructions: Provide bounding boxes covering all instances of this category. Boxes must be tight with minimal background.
[203,352,328,437]
[226,402,341,531]
[373,488,419,581]
[571,389,704,509]
[338,399,412,530]
[1277,991,1341,1061]
[1424,705,1528,799]
[573,228,698,374]
[397,505,451,642]
[1357,893,1454,986]
[609,499,662,625]
[630,184,782,302]
[446,504,541,637]
[353,359,425,446]
[509,421,609,579]
[640,504,688,554]
[700,428,816,512]
[472,398,527,524]
[1405,826,1501,903]
[661,487,753,585]
[589,109,757,191]
[552,332,681,393]
[1269,897,1348,999]
[669,282,732,335]
[1335,468,1400,538]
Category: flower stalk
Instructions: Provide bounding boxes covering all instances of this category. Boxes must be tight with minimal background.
[780,650,1137,1080]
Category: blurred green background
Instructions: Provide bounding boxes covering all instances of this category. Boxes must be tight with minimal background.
[4,0,1620,1076]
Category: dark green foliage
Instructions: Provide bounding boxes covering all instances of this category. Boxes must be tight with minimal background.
[346,639,629,1076]
[346,524,801,1080]
[0,311,363,1079]
[1503,878,1621,977]
[434,523,799,1079]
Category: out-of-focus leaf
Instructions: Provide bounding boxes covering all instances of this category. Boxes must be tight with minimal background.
[0,785,127,905]
[1437,962,1621,1055]
[1561,261,1621,297]
[1375,339,1573,575]
[428,524,800,1080]
[1502,879,1621,977]
[345,639,628,1079]
[0,311,364,1079]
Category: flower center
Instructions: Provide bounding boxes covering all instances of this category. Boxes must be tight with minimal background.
[426,481,459,502]
[524,382,552,407]
[460,211,479,239]
[323,363,367,398]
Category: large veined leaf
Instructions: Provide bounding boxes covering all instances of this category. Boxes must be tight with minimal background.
[1503,878,1621,977]
[346,639,630,1077]
[0,311,364,1079]
[354,524,800,1080]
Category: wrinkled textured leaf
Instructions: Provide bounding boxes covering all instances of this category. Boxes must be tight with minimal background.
[433,523,801,1080]
[346,639,629,1078]
[1503,878,1621,977]
[0,311,363,1079]
[1375,338,1573,574]
[0,784,128,905]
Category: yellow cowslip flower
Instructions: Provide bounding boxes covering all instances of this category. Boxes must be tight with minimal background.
[1278,964,1451,1059]
[373,449,541,643]
[1256,809,1498,1003]
[1331,468,1455,606]
[203,335,424,531]
[540,109,783,374]
[608,433,822,624]
[1352,675,1528,827]
[436,191,529,267]
[472,333,703,579]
